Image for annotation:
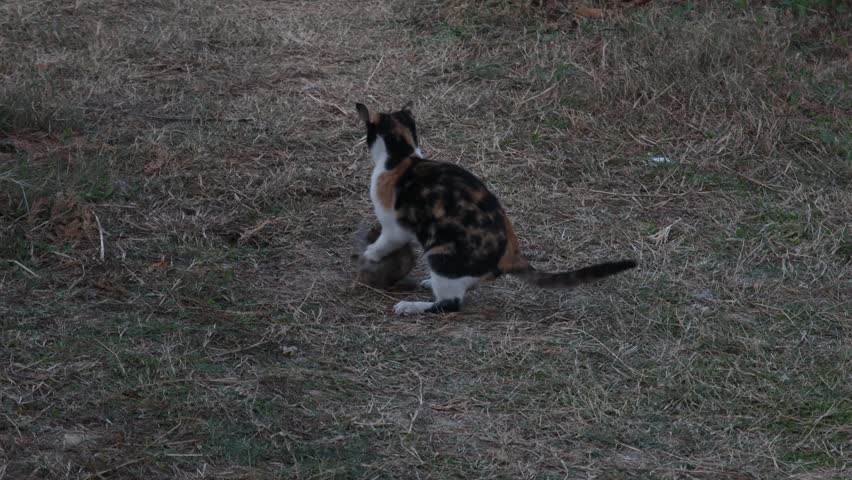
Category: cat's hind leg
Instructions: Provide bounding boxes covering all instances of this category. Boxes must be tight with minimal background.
[393,273,479,315]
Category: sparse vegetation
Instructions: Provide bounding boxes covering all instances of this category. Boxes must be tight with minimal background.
[1,0,849,478]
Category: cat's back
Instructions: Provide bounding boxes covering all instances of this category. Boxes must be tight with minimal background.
[405,157,486,187]
[397,157,499,209]
[395,157,511,269]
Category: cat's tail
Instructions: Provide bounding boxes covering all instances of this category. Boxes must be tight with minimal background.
[510,260,637,288]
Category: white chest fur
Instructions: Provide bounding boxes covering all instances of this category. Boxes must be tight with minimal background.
[368,137,396,227]
[366,137,416,246]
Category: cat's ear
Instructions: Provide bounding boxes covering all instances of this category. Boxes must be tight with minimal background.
[356,103,374,124]
[401,100,414,115]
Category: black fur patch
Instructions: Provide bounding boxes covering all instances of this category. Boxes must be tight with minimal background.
[394,160,509,279]
[424,298,461,313]
[575,260,637,281]
[393,110,418,146]
[518,260,638,288]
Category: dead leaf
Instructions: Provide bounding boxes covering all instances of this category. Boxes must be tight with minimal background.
[50,192,79,218]
[576,7,605,18]
[27,192,97,244]
[647,220,681,246]
[149,256,170,270]
[28,197,52,225]
[94,275,129,297]
[61,432,97,450]
[0,192,18,215]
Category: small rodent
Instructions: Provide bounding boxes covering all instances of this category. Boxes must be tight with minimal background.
[351,222,418,290]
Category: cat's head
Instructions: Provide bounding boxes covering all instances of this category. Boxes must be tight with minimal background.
[355,102,421,161]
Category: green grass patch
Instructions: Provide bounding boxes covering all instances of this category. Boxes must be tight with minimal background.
[205,418,272,466]
[531,63,578,83]
[0,71,84,135]
[2,148,116,210]
[777,0,849,16]
[468,62,505,81]
[734,203,817,245]
[430,22,471,45]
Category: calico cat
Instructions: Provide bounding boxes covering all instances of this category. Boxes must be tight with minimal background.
[356,102,636,315]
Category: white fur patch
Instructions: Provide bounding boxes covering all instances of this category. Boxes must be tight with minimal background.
[429,273,479,301]
[393,274,480,315]
[369,136,396,228]
[394,301,433,315]
[369,135,388,166]
[366,135,416,262]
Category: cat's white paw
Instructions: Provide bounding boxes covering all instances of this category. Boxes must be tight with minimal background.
[362,245,382,263]
[393,301,433,316]
[357,254,379,271]
[419,279,432,289]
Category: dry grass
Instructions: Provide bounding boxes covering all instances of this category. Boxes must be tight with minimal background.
[1,0,850,478]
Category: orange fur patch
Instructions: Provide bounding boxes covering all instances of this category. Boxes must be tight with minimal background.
[432,198,446,218]
[468,187,487,202]
[427,244,455,255]
[392,123,415,148]
[376,157,413,209]
[497,210,528,273]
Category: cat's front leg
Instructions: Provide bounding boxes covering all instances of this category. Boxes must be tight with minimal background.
[362,228,409,263]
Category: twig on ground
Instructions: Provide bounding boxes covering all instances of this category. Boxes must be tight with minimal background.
[365,54,384,89]
[87,458,144,479]
[4,259,39,277]
[720,164,784,192]
[95,339,126,377]
[129,112,255,123]
[210,339,271,358]
[93,212,105,262]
